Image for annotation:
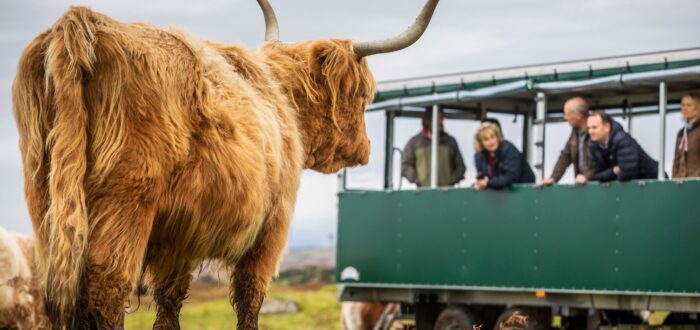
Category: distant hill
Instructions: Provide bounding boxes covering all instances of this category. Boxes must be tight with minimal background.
[279,246,335,272]
[276,266,335,285]
[277,246,337,285]
[189,246,336,284]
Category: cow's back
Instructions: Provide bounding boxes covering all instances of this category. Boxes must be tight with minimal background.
[130,22,304,264]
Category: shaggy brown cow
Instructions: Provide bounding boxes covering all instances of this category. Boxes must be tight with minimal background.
[342,302,402,330]
[12,0,439,329]
[0,226,33,329]
[0,227,49,329]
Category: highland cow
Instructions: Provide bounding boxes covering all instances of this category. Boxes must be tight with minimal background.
[12,0,439,328]
[342,302,402,330]
[0,227,48,329]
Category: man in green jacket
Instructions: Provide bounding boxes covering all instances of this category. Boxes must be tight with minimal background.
[401,109,466,187]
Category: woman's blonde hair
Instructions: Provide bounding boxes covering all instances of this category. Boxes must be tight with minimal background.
[474,122,504,152]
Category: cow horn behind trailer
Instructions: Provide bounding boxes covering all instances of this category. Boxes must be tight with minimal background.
[353,0,439,58]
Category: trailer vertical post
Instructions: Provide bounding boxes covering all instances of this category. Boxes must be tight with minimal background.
[659,81,667,180]
[531,92,547,182]
[627,104,634,135]
[430,104,439,188]
[384,110,396,189]
[522,113,530,162]
[338,168,347,192]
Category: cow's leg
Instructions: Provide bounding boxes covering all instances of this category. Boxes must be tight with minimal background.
[150,259,193,330]
[230,254,270,330]
[230,201,292,330]
[74,181,160,329]
[153,274,190,330]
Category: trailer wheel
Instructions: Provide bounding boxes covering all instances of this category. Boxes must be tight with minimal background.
[434,307,474,330]
[494,307,549,330]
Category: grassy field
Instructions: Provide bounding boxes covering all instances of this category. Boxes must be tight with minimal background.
[124,284,342,330]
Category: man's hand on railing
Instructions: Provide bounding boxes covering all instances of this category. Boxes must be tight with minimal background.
[475,176,489,191]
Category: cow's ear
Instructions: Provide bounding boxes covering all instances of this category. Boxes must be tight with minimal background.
[307,40,353,79]
[312,43,329,66]
[308,41,334,76]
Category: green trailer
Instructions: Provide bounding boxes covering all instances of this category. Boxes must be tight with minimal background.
[335,48,700,329]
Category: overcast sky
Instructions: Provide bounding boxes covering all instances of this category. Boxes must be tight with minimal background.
[1,0,698,247]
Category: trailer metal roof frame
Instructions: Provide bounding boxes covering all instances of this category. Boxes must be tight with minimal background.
[366,65,700,113]
[372,47,700,103]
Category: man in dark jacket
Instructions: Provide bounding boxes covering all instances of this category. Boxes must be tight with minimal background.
[401,109,466,187]
[587,111,658,182]
[543,97,592,185]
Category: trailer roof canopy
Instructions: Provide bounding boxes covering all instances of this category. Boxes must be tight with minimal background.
[369,47,700,113]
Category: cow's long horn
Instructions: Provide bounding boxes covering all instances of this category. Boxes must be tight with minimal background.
[257,0,279,42]
[353,0,439,58]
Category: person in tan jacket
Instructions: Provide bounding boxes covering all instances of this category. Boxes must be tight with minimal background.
[673,92,700,178]
[543,97,593,185]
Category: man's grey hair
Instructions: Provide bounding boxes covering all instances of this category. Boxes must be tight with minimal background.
[571,103,589,114]
[567,97,589,115]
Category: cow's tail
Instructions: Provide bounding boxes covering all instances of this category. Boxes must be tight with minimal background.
[42,7,97,324]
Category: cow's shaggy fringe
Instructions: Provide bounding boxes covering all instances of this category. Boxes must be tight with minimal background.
[13,6,374,328]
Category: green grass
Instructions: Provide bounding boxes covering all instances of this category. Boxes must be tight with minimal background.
[125,284,341,330]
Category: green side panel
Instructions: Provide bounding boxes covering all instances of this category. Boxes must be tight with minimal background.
[372,59,700,102]
[336,180,700,294]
